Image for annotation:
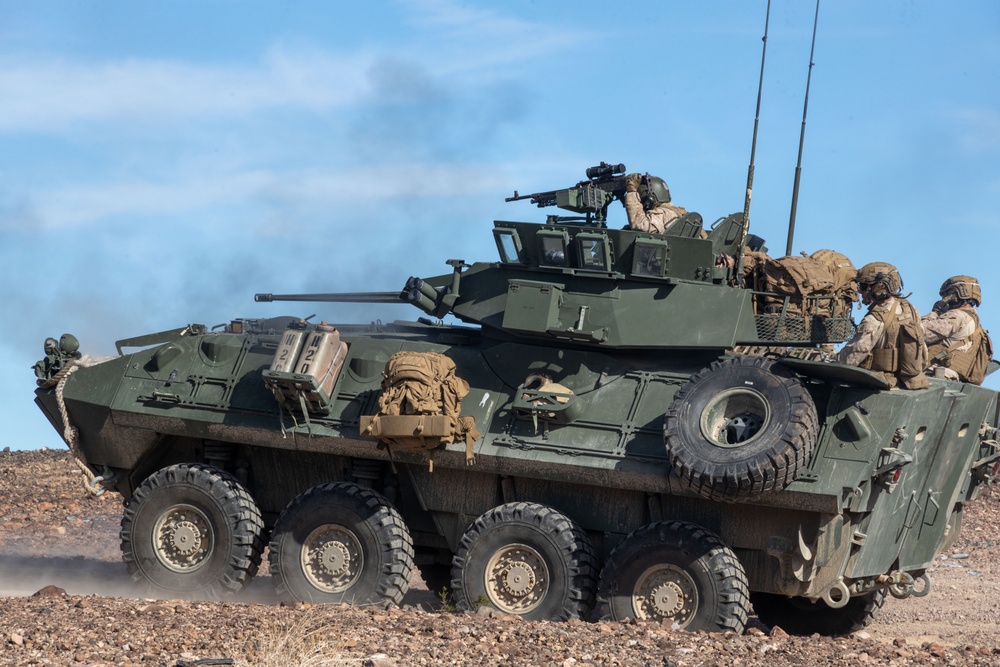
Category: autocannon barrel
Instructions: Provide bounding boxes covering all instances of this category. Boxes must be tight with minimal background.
[254,292,405,303]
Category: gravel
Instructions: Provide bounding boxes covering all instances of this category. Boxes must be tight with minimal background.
[3,449,1000,666]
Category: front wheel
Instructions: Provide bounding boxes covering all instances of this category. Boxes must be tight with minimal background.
[451,502,597,621]
[597,521,749,633]
[120,463,264,599]
[268,482,414,606]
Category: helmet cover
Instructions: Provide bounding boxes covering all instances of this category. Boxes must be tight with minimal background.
[939,275,981,306]
[856,262,902,300]
[639,175,672,207]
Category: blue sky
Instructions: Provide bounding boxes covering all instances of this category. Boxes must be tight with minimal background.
[2,1,999,450]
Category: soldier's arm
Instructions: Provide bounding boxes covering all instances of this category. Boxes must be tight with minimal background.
[836,315,883,366]
[623,191,659,233]
[922,310,971,345]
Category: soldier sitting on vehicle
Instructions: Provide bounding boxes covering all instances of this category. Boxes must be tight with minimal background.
[33,334,83,387]
[623,173,697,236]
[835,262,929,390]
[922,275,993,384]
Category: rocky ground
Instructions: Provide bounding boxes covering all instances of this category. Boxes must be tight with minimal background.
[3,449,1000,666]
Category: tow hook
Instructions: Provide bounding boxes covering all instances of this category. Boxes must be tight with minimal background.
[880,571,932,599]
[74,459,120,497]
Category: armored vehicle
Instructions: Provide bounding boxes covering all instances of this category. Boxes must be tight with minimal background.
[34,163,1000,635]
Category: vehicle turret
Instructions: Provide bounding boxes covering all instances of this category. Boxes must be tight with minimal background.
[255,163,853,350]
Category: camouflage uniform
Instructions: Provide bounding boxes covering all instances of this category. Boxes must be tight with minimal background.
[919,276,992,384]
[836,296,929,389]
[922,306,988,383]
[623,191,689,234]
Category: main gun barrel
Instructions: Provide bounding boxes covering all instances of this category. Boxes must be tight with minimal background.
[255,292,405,304]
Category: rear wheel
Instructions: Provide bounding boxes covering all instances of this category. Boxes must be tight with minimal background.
[451,502,597,621]
[751,589,887,636]
[664,355,818,500]
[268,482,414,606]
[120,463,264,599]
[598,521,749,633]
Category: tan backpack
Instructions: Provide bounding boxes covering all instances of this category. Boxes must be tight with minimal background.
[810,249,858,316]
[758,255,835,316]
[360,351,480,469]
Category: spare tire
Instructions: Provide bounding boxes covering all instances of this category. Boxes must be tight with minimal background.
[663,355,818,500]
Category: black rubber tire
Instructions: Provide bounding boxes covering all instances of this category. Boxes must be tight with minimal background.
[120,463,264,599]
[597,521,749,633]
[663,355,819,500]
[451,502,598,621]
[268,482,414,606]
[751,589,887,636]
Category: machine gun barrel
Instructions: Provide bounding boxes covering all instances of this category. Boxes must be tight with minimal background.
[255,292,405,304]
[504,162,628,224]
[504,189,559,207]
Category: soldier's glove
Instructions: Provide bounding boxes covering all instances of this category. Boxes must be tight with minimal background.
[625,173,642,192]
[818,343,835,363]
[932,299,949,315]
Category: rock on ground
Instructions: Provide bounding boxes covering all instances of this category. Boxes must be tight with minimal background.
[2,449,1000,666]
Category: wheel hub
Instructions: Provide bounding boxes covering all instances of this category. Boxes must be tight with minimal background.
[700,387,771,448]
[301,524,363,593]
[649,580,684,616]
[632,563,698,626]
[500,561,536,596]
[153,504,213,573]
[723,414,765,443]
[168,520,202,556]
[317,541,351,577]
[484,544,549,614]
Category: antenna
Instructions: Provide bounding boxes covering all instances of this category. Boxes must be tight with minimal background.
[785,0,821,256]
[736,0,771,284]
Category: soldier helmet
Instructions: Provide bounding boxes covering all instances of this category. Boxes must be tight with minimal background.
[639,176,672,208]
[939,275,981,307]
[43,337,58,354]
[59,333,80,355]
[856,262,902,300]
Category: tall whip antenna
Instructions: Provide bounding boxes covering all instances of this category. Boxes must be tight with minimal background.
[737,0,771,283]
[785,0,821,256]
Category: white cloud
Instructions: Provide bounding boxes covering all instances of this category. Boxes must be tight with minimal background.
[402,0,592,72]
[19,161,519,230]
[0,46,372,132]
[0,1,594,135]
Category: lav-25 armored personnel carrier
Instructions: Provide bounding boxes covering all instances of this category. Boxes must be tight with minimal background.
[34,163,1000,635]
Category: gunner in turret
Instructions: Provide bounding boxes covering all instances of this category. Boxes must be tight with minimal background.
[622,173,689,234]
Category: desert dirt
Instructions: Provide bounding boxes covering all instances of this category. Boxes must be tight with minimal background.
[3,449,1000,666]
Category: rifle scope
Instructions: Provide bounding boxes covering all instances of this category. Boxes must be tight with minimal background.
[585,162,626,179]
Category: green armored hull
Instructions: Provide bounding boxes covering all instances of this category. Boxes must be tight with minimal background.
[34,175,1000,635]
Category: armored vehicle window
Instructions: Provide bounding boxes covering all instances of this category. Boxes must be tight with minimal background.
[574,232,612,272]
[537,229,570,267]
[632,238,670,277]
[494,228,525,264]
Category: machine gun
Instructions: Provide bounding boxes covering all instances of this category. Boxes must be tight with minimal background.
[505,162,632,225]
